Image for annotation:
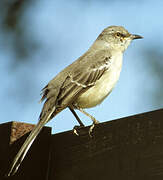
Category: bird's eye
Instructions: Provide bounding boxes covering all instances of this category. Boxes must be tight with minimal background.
[116,32,121,37]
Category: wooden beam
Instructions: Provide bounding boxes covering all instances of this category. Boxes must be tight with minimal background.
[49,109,163,180]
[0,109,163,180]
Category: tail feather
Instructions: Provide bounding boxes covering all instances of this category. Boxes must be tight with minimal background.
[7,106,56,176]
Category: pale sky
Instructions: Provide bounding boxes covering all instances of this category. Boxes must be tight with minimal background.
[0,0,163,134]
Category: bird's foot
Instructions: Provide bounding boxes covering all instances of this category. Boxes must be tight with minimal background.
[73,119,99,137]
[89,120,99,137]
[73,125,85,136]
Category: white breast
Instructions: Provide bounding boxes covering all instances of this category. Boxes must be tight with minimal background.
[76,52,123,108]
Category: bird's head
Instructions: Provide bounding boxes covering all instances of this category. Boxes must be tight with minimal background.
[97,26,143,52]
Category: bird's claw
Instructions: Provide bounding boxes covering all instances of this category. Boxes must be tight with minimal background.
[89,120,99,137]
[73,120,99,137]
[73,128,79,136]
[89,124,94,137]
[73,125,85,136]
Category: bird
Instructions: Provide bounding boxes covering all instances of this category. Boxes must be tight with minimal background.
[7,25,143,176]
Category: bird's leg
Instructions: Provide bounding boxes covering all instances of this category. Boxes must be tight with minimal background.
[69,107,85,136]
[69,107,85,126]
[76,107,99,136]
[77,107,99,124]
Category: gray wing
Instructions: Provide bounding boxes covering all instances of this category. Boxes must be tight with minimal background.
[55,51,112,107]
[40,50,112,120]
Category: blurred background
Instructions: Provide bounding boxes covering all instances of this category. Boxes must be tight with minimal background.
[0,0,163,134]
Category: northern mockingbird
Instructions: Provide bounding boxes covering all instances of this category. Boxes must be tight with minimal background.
[7,26,143,176]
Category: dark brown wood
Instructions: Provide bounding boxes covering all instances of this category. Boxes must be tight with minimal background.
[0,109,163,180]
[0,122,51,180]
[49,109,163,180]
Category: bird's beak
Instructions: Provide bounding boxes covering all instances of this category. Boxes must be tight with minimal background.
[131,34,143,40]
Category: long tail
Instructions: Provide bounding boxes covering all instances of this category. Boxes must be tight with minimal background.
[7,106,56,176]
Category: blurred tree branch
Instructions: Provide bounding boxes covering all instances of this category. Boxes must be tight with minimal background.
[1,0,39,63]
[0,0,40,104]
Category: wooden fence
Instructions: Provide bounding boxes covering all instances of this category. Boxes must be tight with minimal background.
[0,109,163,180]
